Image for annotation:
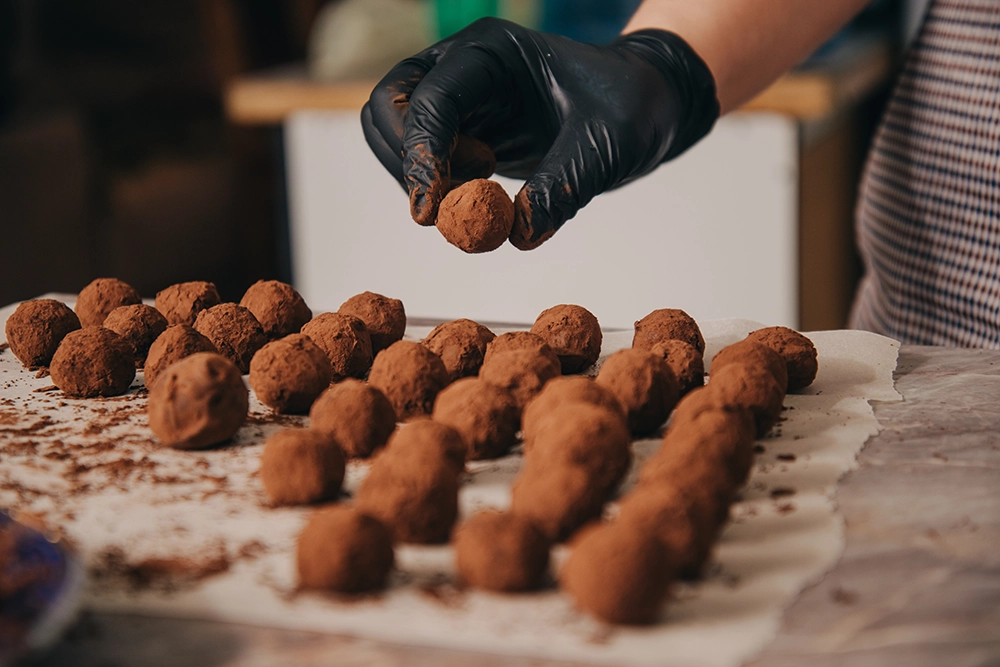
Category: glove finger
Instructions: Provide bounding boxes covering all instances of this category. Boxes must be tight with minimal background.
[361,103,406,190]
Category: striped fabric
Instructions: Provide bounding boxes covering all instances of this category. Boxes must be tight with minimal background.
[851,0,1000,347]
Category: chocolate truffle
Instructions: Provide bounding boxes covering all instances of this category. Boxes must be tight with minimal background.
[560,521,674,625]
[450,134,496,184]
[483,331,560,369]
[249,334,332,414]
[297,506,394,593]
[193,303,267,373]
[338,291,405,353]
[4,299,80,367]
[746,326,818,391]
[454,511,551,592]
[422,318,495,381]
[436,179,514,254]
[632,308,705,354]
[705,362,785,437]
[368,341,450,421]
[381,419,467,474]
[300,312,373,381]
[310,379,396,458]
[147,352,248,450]
[521,375,624,447]
[75,277,142,327]
[669,386,757,446]
[479,348,561,412]
[711,338,788,392]
[103,304,169,367]
[154,281,220,326]
[143,324,217,389]
[432,377,519,460]
[510,462,607,542]
[657,408,755,489]
[50,327,135,397]
[596,348,680,436]
[240,279,312,339]
[650,339,705,396]
[617,486,713,580]
[259,428,345,505]
[530,304,602,374]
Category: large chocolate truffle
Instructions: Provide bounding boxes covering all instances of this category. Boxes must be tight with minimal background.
[510,463,607,543]
[50,327,136,397]
[297,506,394,593]
[368,341,450,421]
[249,334,332,414]
[147,352,248,450]
[596,348,679,436]
[483,331,560,369]
[259,428,345,505]
[521,376,624,447]
[479,348,561,412]
[154,281,220,326]
[310,379,396,458]
[193,303,267,373]
[338,291,405,353]
[711,338,788,392]
[650,339,705,396]
[4,299,80,367]
[143,324,217,389]
[381,419,467,474]
[705,362,785,437]
[422,318,495,381]
[617,486,713,580]
[436,179,514,254]
[103,304,169,367]
[240,279,312,339]
[300,312,373,381]
[432,377,519,460]
[746,326,818,391]
[633,308,705,354]
[454,511,551,592]
[530,304,602,374]
[75,278,142,327]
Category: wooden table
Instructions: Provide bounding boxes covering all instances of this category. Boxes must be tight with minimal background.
[35,345,1000,667]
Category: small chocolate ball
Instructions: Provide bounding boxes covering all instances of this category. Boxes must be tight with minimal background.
[432,377,519,460]
[479,348,561,412]
[483,331,560,369]
[705,361,785,437]
[143,324,217,389]
[4,299,80,367]
[632,308,704,354]
[670,388,757,450]
[147,352,248,450]
[300,312,373,382]
[259,428,345,505]
[50,327,136,397]
[454,511,551,592]
[422,318,495,381]
[310,379,397,458]
[530,304,602,374]
[746,326,818,391]
[436,179,514,254]
[239,279,312,339]
[103,304,169,367]
[249,334,332,414]
[596,348,680,436]
[193,303,267,373]
[510,462,607,543]
[338,291,405,353]
[650,339,705,396]
[617,486,713,580]
[521,376,624,447]
[368,341,450,421]
[297,506,394,593]
[154,281,220,326]
[75,278,141,327]
[711,338,788,392]
[381,419,467,474]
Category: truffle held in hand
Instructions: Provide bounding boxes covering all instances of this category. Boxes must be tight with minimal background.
[259,428,345,505]
[338,291,405,353]
[368,341,450,421]
[422,318,495,381]
[4,299,80,367]
[746,326,818,391]
[147,352,249,450]
[154,281,220,326]
[103,304,168,367]
[310,379,397,459]
[632,308,705,354]
[300,312,373,381]
[249,334,332,414]
[454,511,551,592]
[297,506,394,593]
[193,303,267,373]
[530,304,602,374]
[75,278,142,328]
[435,179,514,254]
[240,279,312,339]
[50,327,135,398]
[432,377,519,460]
[143,324,217,389]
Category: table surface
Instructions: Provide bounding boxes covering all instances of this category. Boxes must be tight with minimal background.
[31,345,1000,667]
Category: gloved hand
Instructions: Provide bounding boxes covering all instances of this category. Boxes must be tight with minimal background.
[362,17,719,249]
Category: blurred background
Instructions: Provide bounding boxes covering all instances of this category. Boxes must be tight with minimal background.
[0,0,931,327]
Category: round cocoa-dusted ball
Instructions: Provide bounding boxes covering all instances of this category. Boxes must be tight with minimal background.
[521,376,624,447]
[381,419,467,474]
[300,312,373,381]
[670,388,757,451]
[454,511,551,592]
[103,304,168,367]
[705,362,785,437]
[617,486,713,580]
[154,281,220,326]
[310,379,396,458]
[193,303,266,373]
[510,462,607,543]
[249,334,332,414]
[143,324,217,389]
[711,338,788,392]
[649,408,754,493]
[50,327,135,397]
[4,299,80,367]
[338,291,405,353]
[596,348,680,436]
[259,428,345,505]
[436,179,514,254]
[632,308,704,354]
[450,134,496,184]
[479,348,561,412]
[75,278,142,327]
[746,326,818,391]
[560,521,674,625]
[650,339,705,396]
[422,318,495,381]
[530,304,602,374]
[432,377,519,460]
[368,341,449,421]
[297,506,394,593]
[147,352,248,450]
[239,279,312,339]
[483,331,560,369]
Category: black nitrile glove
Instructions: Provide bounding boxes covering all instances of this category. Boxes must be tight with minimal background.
[362,17,719,249]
